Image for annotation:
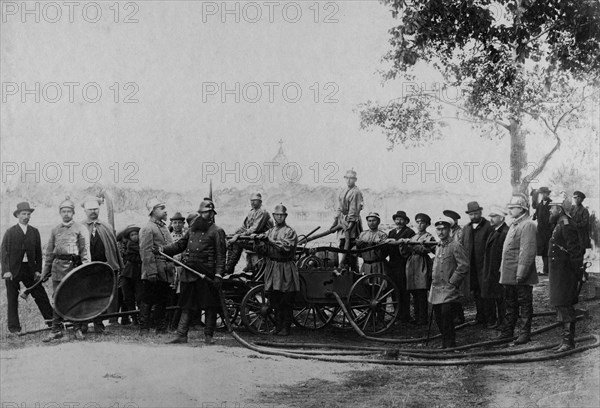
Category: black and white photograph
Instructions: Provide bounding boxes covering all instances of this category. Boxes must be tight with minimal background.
[1,1,599,407]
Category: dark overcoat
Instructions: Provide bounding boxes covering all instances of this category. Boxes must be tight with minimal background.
[461,218,493,291]
[549,217,582,306]
[481,223,509,299]
[532,199,554,256]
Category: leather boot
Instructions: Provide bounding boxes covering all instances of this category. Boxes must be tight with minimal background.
[555,322,575,353]
[225,244,244,275]
[168,311,190,344]
[139,302,151,335]
[154,304,168,334]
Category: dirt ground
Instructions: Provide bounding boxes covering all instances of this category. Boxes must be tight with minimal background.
[1,266,599,408]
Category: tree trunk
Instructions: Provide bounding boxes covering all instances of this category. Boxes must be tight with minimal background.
[509,119,530,196]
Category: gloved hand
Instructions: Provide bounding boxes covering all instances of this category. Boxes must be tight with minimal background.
[34,271,42,281]
[2,272,12,280]
[151,246,162,255]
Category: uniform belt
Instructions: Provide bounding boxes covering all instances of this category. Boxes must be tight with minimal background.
[363,259,384,264]
[55,254,79,260]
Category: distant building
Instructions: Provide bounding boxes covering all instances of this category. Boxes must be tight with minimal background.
[263,139,298,188]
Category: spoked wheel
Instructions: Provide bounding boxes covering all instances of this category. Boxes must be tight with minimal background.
[329,307,355,330]
[216,298,241,329]
[293,304,337,330]
[240,284,275,335]
[346,273,399,335]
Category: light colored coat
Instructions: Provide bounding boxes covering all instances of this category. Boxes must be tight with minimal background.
[500,213,538,286]
[428,240,469,305]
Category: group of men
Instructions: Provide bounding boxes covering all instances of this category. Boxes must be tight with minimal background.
[0,170,593,350]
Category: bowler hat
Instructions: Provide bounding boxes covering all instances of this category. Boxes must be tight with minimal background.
[434,217,454,228]
[366,212,381,221]
[573,191,586,200]
[465,201,483,214]
[170,212,185,221]
[198,200,216,214]
[443,210,461,221]
[414,213,431,225]
[392,211,409,222]
[538,186,551,194]
[13,202,35,218]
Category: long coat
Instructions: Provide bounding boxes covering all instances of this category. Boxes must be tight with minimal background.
[549,216,582,306]
[253,223,300,293]
[481,223,509,299]
[428,240,469,305]
[461,218,493,292]
[532,199,553,256]
[1,224,43,279]
[500,214,538,286]
[405,231,435,291]
[357,229,389,275]
[569,205,591,252]
[139,219,174,282]
[387,226,415,289]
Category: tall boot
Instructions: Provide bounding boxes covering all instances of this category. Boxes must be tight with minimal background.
[204,309,217,344]
[154,304,168,334]
[168,310,190,343]
[139,302,151,335]
[542,256,549,275]
[225,244,244,275]
[514,287,533,345]
[555,322,576,353]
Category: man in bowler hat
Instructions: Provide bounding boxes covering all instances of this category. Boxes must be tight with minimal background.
[1,202,53,333]
[387,210,415,322]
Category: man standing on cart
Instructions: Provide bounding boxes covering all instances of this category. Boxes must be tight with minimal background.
[331,170,363,272]
[252,204,299,336]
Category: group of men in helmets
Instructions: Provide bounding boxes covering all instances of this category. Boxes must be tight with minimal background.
[0,170,592,351]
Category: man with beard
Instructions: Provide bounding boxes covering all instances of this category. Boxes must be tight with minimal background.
[42,199,91,342]
[226,193,273,275]
[81,198,124,334]
[1,202,53,333]
[429,216,469,348]
[252,204,299,336]
[532,187,553,275]
[498,195,538,345]
[386,211,415,323]
[481,206,509,330]
[548,198,583,352]
[460,201,493,326]
[331,170,363,272]
[139,199,174,335]
[161,200,226,344]
[569,191,591,260]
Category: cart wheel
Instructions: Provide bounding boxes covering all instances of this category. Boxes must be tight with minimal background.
[329,307,355,330]
[293,304,336,330]
[215,298,241,330]
[240,284,275,335]
[346,273,399,335]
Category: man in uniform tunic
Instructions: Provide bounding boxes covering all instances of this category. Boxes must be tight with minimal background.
[356,212,389,275]
[42,199,91,342]
[386,211,415,322]
[139,198,174,335]
[168,211,186,331]
[226,193,273,274]
[548,199,583,352]
[532,187,553,275]
[331,170,363,272]
[443,209,466,324]
[429,217,469,348]
[252,204,299,336]
[1,202,53,333]
[498,195,538,345]
[161,200,226,344]
[569,191,591,260]
[81,198,124,334]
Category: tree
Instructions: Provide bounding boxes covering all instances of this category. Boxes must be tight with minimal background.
[359,0,600,195]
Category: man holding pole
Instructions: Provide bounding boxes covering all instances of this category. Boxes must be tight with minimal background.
[160,200,226,345]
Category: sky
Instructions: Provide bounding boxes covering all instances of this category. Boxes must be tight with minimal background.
[1,1,597,200]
